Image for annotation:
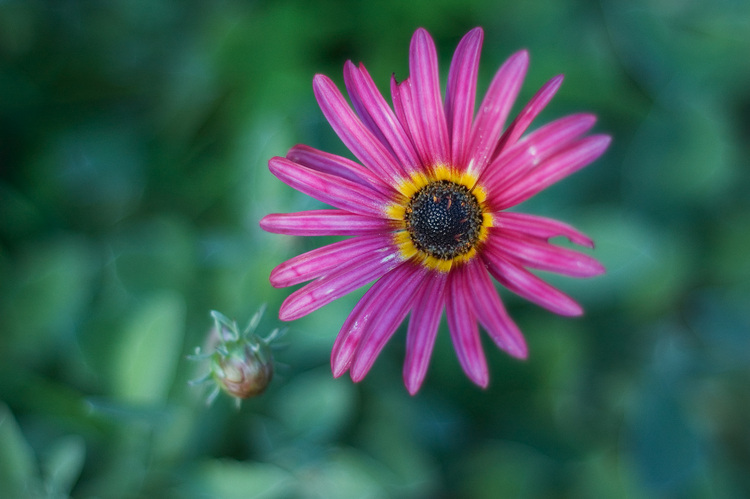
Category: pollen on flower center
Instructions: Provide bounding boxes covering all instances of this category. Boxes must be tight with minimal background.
[404,180,484,260]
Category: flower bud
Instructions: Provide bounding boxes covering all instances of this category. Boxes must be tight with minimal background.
[190,306,282,406]
[209,329,273,399]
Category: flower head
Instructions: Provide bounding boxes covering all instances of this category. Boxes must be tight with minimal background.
[261,27,610,394]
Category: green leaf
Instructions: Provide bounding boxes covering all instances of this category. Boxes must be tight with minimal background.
[192,459,294,499]
[41,435,86,499]
[458,441,550,499]
[271,367,356,442]
[0,403,42,498]
[298,447,387,499]
[0,236,95,361]
[112,291,185,405]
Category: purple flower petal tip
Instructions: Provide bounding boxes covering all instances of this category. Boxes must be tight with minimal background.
[331,359,350,378]
[508,341,529,360]
[404,375,424,396]
[278,299,303,322]
[511,48,530,63]
[258,214,274,232]
[471,369,490,389]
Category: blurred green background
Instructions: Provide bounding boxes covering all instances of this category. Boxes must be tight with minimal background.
[1,0,749,497]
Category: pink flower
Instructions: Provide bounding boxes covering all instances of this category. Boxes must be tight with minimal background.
[260,27,610,394]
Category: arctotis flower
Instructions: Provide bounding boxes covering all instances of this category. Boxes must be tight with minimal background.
[260,27,610,394]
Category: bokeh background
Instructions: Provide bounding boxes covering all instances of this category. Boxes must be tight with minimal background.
[2,0,749,497]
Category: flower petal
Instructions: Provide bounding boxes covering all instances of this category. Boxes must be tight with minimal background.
[481,113,597,197]
[445,27,483,168]
[330,284,378,378]
[314,74,406,184]
[492,74,564,160]
[344,61,420,171]
[270,234,390,288]
[483,252,583,316]
[269,156,391,217]
[487,229,606,277]
[467,50,528,176]
[494,212,595,248]
[391,76,429,168]
[495,134,611,209]
[342,61,391,154]
[464,258,527,358]
[409,28,450,165]
[446,264,488,387]
[349,263,427,382]
[260,210,392,236]
[331,261,413,376]
[286,144,393,195]
[279,247,403,321]
[403,271,448,395]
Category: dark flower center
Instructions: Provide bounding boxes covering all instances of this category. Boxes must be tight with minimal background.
[404,180,484,260]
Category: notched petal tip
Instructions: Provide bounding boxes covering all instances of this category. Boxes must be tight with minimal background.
[573,236,596,250]
[331,333,356,378]
[331,359,350,378]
